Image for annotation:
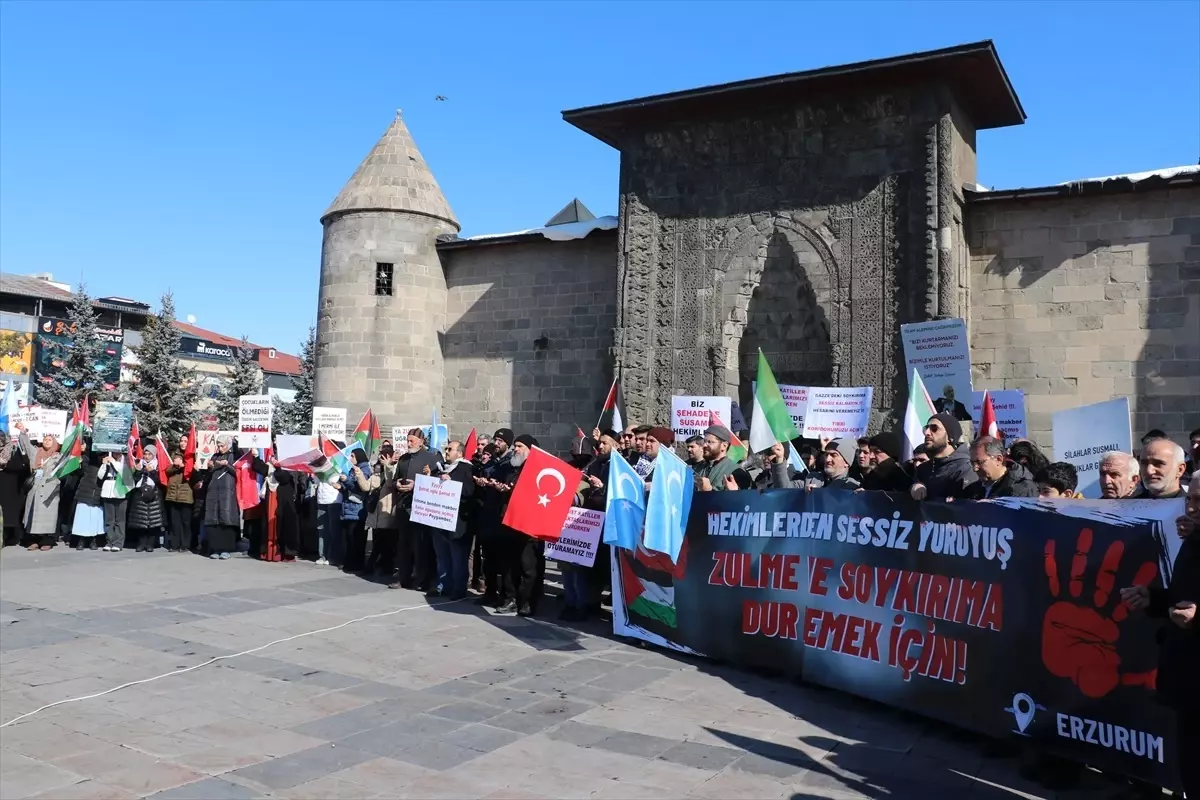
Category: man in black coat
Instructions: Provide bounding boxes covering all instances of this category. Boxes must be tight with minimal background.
[962,437,1038,500]
[472,429,516,607]
[1122,479,1199,797]
[389,428,443,591]
[911,414,979,501]
[428,439,475,600]
[860,432,913,493]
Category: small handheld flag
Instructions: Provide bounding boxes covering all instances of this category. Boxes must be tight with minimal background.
[979,391,1000,440]
[597,378,625,435]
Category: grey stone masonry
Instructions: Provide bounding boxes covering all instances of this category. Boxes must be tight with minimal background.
[967,186,1200,446]
[440,234,618,456]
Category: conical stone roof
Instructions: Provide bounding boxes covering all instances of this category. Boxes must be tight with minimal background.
[322,110,459,230]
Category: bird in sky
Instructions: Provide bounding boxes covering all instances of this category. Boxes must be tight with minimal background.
[435,95,447,101]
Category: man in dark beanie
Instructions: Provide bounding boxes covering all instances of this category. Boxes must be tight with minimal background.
[470,428,516,607]
[861,432,913,493]
[500,434,544,616]
[911,413,978,501]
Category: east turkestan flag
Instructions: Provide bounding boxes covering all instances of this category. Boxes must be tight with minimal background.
[748,349,801,455]
[903,368,937,461]
[604,449,646,551]
[597,378,625,435]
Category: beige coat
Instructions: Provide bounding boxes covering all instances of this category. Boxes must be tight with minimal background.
[365,460,401,530]
[21,433,64,535]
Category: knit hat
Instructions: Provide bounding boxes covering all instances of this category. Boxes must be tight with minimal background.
[514,434,539,449]
[931,413,963,443]
[704,425,731,443]
[647,426,675,445]
[492,428,514,446]
[868,431,902,462]
[826,438,859,466]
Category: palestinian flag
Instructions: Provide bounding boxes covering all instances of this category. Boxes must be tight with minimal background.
[748,349,800,455]
[353,410,381,458]
[708,410,747,463]
[51,420,85,479]
[618,541,690,630]
[596,378,625,436]
[903,368,937,461]
[79,393,91,431]
[463,428,478,461]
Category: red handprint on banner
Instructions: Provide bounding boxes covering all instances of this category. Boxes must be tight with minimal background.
[1042,529,1158,698]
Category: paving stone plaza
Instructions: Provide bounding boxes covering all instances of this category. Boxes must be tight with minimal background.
[0,550,1138,799]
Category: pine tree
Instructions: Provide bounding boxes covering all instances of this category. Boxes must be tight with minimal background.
[275,326,315,435]
[34,283,116,410]
[130,292,200,437]
[215,335,262,429]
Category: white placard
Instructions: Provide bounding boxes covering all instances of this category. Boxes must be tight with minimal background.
[39,408,68,442]
[311,407,347,440]
[545,507,604,567]
[670,396,732,439]
[409,473,463,532]
[393,424,449,454]
[10,404,42,439]
[801,386,874,440]
[971,390,1027,440]
[901,318,975,424]
[195,428,218,469]
[1052,397,1132,499]
[238,395,272,448]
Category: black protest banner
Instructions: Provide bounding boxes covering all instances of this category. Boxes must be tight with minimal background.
[610,490,1184,790]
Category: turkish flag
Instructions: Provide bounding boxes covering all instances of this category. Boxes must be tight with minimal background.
[502,447,583,541]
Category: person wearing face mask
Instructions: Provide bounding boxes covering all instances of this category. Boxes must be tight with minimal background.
[910,414,978,501]
[1121,479,1200,797]
[202,435,240,559]
[17,428,63,551]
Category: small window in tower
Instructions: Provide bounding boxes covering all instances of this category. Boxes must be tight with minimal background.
[375,262,394,296]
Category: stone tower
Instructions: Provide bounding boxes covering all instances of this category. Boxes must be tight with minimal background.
[315,111,460,433]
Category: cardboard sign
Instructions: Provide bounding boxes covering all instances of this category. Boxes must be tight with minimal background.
[670,396,732,439]
[1052,397,1133,499]
[311,407,347,440]
[238,395,272,448]
[393,424,449,455]
[801,386,873,440]
[545,507,604,567]
[38,408,68,443]
[901,318,975,424]
[92,401,134,453]
[971,390,1027,440]
[409,473,463,533]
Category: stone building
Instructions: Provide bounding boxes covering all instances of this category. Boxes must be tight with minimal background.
[314,41,1199,454]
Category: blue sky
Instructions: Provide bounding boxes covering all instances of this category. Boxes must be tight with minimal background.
[1,0,1197,353]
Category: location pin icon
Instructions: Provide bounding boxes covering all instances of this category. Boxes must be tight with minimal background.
[1010,693,1035,733]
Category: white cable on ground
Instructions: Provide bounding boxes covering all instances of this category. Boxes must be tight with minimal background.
[0,595,470,729]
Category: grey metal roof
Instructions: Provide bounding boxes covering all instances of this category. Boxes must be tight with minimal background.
[0,272,74,301]
[321,110,459,229]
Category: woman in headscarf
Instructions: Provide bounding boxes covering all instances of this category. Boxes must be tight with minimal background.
[0,430,30,547]
[64,440,104,550]
[19,429,63,550]
[202,435,240,559]
[127,444,164,553]
[163,434,198,553]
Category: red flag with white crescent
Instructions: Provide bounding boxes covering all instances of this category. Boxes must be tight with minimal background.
[502,447,583,541]
[980,391,1000,440]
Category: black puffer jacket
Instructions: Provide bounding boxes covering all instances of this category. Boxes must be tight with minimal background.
[962,463,1038,500]
[127,470,164,530]
[915,445,979,500]
[860,458,913,493]
[67,455,104,507]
